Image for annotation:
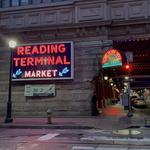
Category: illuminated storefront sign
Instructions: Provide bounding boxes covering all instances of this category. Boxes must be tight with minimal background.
[102,49,122,68]
[12,42,74,81]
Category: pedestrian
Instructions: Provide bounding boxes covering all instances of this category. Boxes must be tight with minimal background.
[91,93,99,116]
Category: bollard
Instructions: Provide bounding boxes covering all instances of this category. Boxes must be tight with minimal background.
[47,108,52,124]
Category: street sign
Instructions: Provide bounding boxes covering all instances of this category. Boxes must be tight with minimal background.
[125,51,133,63]
[24,84,55,97]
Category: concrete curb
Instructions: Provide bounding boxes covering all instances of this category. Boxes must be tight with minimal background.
[81,137,150,146]
[0,124,93,129]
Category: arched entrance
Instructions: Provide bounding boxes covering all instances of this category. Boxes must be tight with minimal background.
[95,39,150,117]
[94,48,127,116]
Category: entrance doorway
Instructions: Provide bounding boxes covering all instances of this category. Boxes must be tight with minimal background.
[96,39,150,117]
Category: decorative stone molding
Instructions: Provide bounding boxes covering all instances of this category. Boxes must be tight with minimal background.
[0,0,149,30]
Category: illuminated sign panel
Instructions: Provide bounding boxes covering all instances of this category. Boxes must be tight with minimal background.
[102,49,122,68]
[12,42,74,81]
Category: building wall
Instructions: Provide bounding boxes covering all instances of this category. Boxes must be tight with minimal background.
[0,0,150,117]
[0,36,112,117]
[1,0,150,29]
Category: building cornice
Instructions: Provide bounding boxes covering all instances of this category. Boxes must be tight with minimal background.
[0,0,150,40]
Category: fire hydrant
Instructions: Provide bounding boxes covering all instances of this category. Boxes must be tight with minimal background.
[47,108,52,124]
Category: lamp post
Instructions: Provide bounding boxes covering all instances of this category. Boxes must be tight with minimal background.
[5,40,17,123]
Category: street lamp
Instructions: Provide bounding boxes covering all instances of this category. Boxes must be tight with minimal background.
[110,83,114,86]
[124,76,129,80]
[104,76,108,81]
[4,40,17,123]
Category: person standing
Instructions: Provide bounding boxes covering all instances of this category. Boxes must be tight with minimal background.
[91,93,99,116]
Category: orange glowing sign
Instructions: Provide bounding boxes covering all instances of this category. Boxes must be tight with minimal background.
[102,49,122,68]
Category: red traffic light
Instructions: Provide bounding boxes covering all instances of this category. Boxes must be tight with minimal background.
[125,64,130,69]
[124,64,132,72]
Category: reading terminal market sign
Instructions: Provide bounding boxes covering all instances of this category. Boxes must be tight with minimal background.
[12,42,74,81]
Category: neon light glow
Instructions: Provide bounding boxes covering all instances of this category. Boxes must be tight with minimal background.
[12,42,73,81]
[24,70,57,78]
[102,49,122,68]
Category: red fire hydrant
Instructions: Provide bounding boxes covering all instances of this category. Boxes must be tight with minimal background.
[47,108,52,124]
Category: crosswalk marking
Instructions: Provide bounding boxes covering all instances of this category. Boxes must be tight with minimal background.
[72,147,128,150]
[72,146,149,150]
[96,148,127,150]
[37,133,59,141]
[81,136,150,142]
[72,146,95,150]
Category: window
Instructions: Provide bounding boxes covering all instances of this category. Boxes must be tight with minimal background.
[43,0,52,3]
[21,0,29,5]
[11,0,19,6]
[32,0,41,4]
[52,0,65,2]
[0,0,68,8]
[1,0,10,8]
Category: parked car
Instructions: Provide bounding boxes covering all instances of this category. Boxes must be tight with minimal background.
[131,96,138,106]
[132,98,147,108]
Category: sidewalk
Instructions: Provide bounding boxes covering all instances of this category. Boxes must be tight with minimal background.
[0,116,147,130]
[0,104,148,130]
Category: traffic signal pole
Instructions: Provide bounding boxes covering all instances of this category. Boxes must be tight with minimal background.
[124,64,133,117]
[127,77,133,117]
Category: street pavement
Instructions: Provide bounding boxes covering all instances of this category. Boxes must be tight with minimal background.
[0,104,150,149]
[0,128,150,150]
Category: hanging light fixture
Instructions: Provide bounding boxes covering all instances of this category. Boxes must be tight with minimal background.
[104,76,108,80]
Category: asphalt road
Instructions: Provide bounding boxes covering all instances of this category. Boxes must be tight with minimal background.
[0,128,150,150]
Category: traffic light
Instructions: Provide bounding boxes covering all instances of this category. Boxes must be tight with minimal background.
[124,64,131,72]
[125,64,130,70]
